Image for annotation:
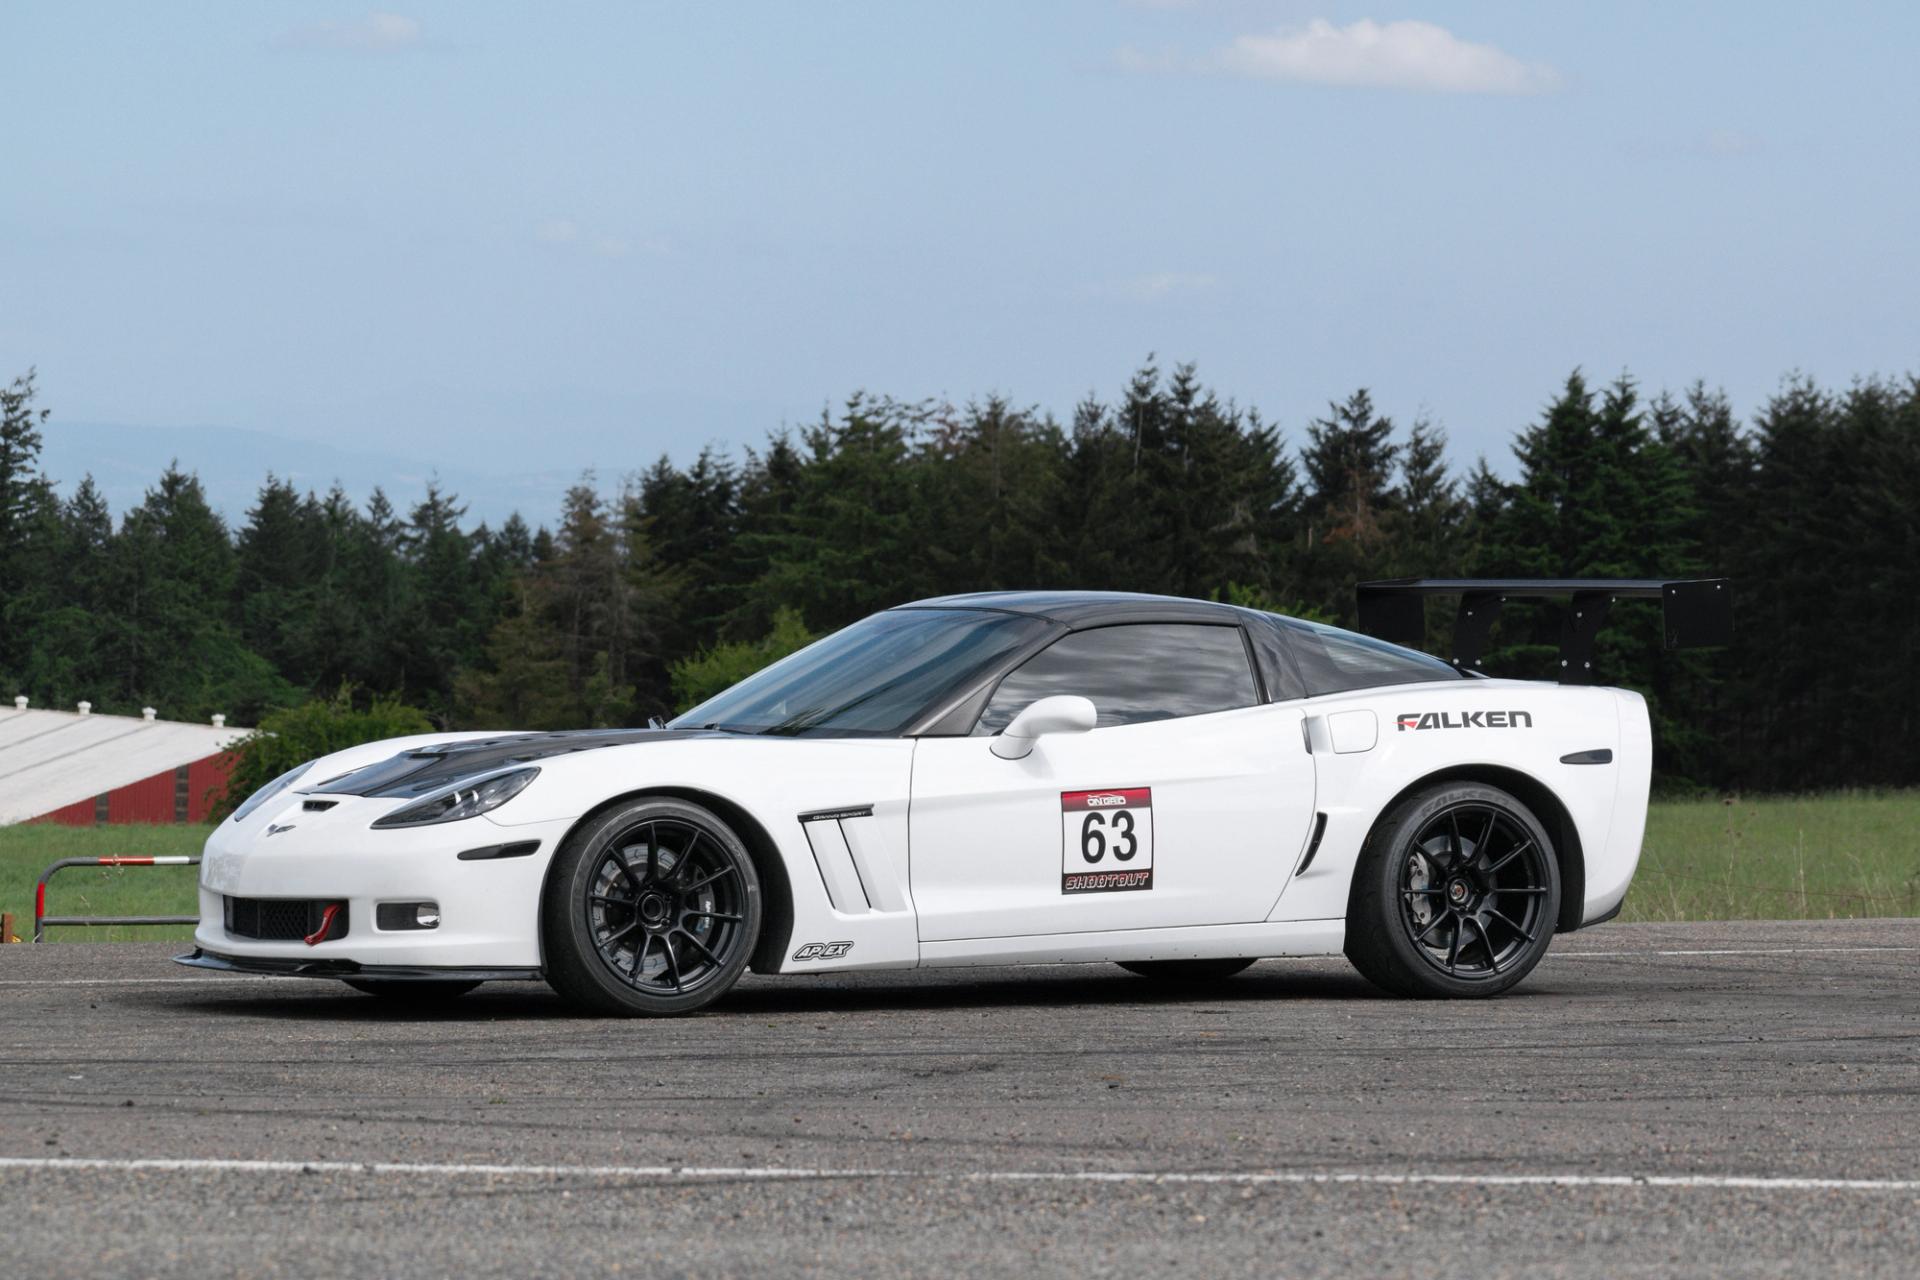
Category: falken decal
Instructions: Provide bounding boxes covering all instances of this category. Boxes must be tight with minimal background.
[1395,710,1534,732]
[1061,788,1154,893]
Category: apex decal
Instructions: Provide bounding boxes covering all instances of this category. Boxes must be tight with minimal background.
[1396,710,1534,732]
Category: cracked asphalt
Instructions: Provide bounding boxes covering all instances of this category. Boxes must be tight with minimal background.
[2,918,1916,1278]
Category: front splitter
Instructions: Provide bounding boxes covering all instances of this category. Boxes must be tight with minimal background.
[173,948,542,983]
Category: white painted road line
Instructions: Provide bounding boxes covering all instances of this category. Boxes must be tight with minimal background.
[1552,946,1920,959]
[1,1157,1916,1194]
[0,977,275,987]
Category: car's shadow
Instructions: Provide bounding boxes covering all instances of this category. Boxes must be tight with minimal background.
[165,961,1402,1022]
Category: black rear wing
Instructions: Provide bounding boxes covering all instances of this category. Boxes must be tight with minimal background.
[1355,578,1732,684]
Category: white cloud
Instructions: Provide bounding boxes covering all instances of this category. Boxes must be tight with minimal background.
[1135,18,1560,95]
[276,13,423,54]
[1699,128,1764,156]
[1100,272,1220,302]
[535,219,667,260]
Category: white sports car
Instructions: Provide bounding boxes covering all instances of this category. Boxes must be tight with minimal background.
[179,580,1729,1015]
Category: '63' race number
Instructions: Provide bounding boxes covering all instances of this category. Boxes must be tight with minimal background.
[1061,788,1153,893]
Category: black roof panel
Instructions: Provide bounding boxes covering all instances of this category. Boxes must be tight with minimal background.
[896,591,1246,628]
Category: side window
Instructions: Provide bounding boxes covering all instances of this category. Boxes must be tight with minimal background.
[974,624,1260,733]
[1279,617,1465,695]
[1244,614,1307,702]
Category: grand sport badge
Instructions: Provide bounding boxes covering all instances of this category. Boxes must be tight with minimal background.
[1061,788,1153,893]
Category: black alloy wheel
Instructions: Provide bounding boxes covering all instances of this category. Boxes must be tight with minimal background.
[1346,782,1560,998]
[543,797,762,1016]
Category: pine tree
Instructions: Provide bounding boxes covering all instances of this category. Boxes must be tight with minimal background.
[1297,388,1401,619]
[757,396,928,630]
[234,475,325,686]
[635,447,740,652]
[399,483,484,718]
[724,435,804,637]
[916,395,1069,594]
[104,465,290,720]
[0,369,55,682]
[1389,416,1464,574]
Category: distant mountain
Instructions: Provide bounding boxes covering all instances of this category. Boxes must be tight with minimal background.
[40,420,584,528]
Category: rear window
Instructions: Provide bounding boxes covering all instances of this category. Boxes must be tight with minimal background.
[1280,617,1465,695]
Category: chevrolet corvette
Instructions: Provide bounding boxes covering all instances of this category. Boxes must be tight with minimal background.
[178,579,1729,1014]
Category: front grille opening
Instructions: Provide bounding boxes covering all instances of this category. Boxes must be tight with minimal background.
[224,896,349,941]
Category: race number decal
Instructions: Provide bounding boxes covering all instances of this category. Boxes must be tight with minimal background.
[1061,788,1153,893]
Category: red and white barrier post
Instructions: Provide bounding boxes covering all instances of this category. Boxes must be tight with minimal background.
[32,856,200,943]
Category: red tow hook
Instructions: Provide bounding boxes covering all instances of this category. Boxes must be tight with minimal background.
[304,902,344,947]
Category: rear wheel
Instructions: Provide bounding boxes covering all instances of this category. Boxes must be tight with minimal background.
[542,797,762,1017]
[1345,782,1560,998]
[1117,958,1256,981]
[342,979,480,1000]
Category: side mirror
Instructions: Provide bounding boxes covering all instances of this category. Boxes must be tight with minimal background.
[990,695,1097,760]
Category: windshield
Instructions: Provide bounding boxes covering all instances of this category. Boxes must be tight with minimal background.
[670,608,1053,736]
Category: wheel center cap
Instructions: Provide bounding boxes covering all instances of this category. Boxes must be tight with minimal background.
[639,892,671,925]
[1446,878,1471,906]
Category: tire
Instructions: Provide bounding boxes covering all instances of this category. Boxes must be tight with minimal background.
[542,797,762,1017]
[1345,782,1561,999]
[1117,958,1256,981]
[343,979,481,1000]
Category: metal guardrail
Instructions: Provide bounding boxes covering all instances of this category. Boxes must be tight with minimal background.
[33,856,199,943]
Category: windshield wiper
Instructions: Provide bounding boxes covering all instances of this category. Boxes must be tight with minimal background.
[759,707,833,736]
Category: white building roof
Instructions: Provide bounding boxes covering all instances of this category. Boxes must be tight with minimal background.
[0,704,249,825]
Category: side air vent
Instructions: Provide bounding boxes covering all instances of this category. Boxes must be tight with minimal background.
[796,806,905,914]
[1295,813,1329,875]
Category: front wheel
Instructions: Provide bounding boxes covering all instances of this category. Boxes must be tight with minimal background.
[1345,782,1560,998]
[542,797,762,1017]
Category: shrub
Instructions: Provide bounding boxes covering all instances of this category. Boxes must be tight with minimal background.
[669,609,815,713]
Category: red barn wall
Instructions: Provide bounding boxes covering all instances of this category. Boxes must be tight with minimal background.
[37,797,96,827]
[186,754,235,821]
[29,752,237,826]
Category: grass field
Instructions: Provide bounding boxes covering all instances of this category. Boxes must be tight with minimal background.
[1624,790,1920,923]
[1,792,1916,942]
[0,823,207,943]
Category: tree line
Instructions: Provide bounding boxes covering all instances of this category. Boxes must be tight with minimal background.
[3,361,1916,793]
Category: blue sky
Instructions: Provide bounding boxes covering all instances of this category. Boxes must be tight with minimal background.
[3,2,1916,522]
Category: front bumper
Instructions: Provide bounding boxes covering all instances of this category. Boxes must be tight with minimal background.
[195,803,578,969]
[174,948,540,982]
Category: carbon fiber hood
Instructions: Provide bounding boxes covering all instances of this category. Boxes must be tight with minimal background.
[304,729,724,799]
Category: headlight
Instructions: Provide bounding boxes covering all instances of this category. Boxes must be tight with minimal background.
[229,760,314,823]
[371,767,539,829]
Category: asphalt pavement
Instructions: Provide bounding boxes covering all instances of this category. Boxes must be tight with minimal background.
[2,918,1917,1278]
